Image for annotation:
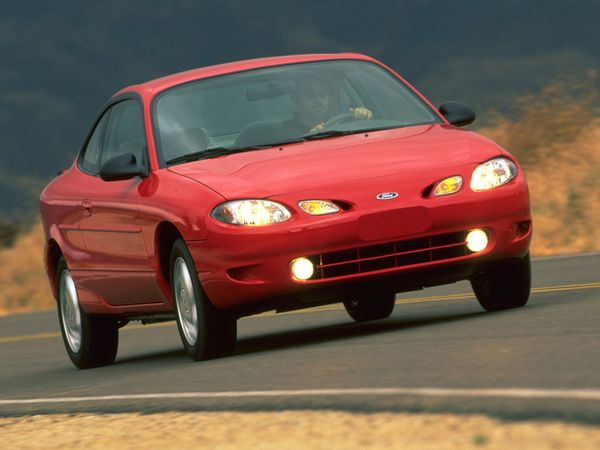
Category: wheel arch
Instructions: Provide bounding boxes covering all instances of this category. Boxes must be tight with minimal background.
[155,221,184,293]
[45,238,63,301]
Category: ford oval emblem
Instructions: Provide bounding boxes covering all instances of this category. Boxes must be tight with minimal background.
[376,192,398,200]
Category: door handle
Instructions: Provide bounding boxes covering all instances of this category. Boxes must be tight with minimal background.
[82,200,92,217]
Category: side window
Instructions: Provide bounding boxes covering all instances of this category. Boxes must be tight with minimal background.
[101,100,146,168]
[80,109,110,175]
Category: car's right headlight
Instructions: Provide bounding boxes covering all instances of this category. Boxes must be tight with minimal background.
[211,199,291,226]
[470,157,518,191]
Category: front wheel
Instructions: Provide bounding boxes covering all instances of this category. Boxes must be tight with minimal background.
[57,257,118,369]
[171,239,237,361]
[343,292,396,322]
[470,252,531,311]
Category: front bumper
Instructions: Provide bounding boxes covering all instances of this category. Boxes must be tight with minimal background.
[189,176,531,314]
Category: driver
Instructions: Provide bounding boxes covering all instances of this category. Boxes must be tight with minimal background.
[284,74,373,135]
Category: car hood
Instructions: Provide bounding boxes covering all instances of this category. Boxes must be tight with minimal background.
[168,124,505,199]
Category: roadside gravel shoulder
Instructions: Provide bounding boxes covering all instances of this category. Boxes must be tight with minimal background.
[2,411,599,449]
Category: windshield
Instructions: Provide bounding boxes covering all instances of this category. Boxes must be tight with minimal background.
[153,60,442,166]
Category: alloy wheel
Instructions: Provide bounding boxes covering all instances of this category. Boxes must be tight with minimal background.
[174,256,199,345]
[59,270,82,353]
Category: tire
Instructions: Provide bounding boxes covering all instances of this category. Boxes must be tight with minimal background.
[171,239,237,361]
[470,252,531,312]
[343,292,396,322]
[56,257,118,369]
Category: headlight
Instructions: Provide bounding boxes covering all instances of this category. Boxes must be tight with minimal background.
[470,157,518,191]
[298,200,340,215]
[211,200,291,226]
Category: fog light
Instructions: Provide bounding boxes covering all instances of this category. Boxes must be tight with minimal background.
[466,229,488,253]
[290,257,315,280]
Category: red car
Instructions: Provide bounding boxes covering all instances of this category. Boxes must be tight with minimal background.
[40,53,532,369]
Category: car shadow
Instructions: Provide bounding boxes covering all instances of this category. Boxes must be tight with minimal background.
[114,308,485,365]
[233,310,484,356]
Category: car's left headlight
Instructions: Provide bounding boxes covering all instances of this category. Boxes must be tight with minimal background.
[470,157,518,191]
[211,199,291,226]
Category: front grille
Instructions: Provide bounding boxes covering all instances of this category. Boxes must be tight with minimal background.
[312,231,468,279]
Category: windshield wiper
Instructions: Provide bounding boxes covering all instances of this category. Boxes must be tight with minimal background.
[166,147,246,165]
[303,129,357,140]
[165,138,309,165]
[303,125,415,141]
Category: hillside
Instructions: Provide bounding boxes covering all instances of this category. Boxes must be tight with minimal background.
[480,72,600,254]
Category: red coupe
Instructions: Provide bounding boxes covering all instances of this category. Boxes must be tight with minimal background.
[40,53,532,368]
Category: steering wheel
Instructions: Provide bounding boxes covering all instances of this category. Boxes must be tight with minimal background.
[321,112,355,129]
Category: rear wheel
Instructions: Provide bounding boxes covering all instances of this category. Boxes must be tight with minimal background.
[343,292,396,322]
[56,257,118,369]
[470,252,531,311]
[171,239,237,361]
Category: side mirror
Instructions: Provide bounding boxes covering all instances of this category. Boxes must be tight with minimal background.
[99,153,145,181]
[439,102,476,127]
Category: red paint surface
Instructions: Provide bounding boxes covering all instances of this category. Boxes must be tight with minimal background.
[40,54,531,316]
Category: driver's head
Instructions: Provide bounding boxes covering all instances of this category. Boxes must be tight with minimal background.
[293,75,329,126]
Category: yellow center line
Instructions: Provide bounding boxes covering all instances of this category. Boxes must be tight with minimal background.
[531,282,600,294]
[0,332,60,345]
[1,282,599,345]
[242,282,600,318]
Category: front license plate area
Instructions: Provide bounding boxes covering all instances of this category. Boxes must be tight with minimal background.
[357,207,430,241]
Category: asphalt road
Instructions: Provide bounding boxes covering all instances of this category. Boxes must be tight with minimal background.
[1,253,599,423]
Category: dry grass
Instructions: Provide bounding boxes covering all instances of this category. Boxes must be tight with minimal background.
[478,70,600,255]
[0,223,53,314]
[1,73,599,314]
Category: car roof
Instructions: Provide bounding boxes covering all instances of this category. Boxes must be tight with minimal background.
[115,53,379,98]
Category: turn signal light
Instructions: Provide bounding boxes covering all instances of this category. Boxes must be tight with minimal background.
[298,200,340,215]
[433,176,463,196]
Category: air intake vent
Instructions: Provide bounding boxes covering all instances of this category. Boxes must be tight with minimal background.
[313,231,467,280]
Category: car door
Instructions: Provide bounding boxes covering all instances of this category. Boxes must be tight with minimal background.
[48,109,111,272]
[77,98,163,306]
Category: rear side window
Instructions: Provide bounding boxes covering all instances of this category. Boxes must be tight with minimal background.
[80,110,110,175]
[101,100,146,168]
